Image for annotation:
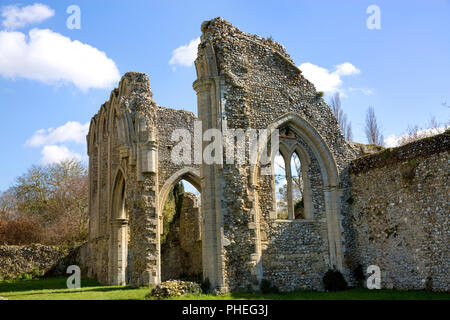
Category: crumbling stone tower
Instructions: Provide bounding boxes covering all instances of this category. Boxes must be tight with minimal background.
[85,18,357,291]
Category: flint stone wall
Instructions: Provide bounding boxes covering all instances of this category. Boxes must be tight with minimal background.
[196,17,358,291]
[86,72,200,287]
[347,130,449,291]
[0,244,83,280]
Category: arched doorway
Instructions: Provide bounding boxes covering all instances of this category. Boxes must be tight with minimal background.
[158,168,202,282]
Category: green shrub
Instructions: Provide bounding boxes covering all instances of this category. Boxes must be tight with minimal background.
[148,280,202,299]
[425,277,433,291]
[18,273,33,280]
[322,268,348,291]
[353,264,365,287]
[294,199,304,211]
[381,148,393,160]
[260,278,279,294]
[200,278,211,294]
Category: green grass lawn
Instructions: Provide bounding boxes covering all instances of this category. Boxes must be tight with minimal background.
[0,277,448,300]
[0,277,150,300]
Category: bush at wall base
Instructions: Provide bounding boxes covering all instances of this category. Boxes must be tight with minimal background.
[323,268,348,291]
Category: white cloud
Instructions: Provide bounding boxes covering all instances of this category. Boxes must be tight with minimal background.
[1,3,54,29]
[385,127,446,148]
[0,28,120,91]
[41,145,83,165]
[299,62,342,93]
[298,62,361,94]
[169,37,200,68]
[26,121,89,147]
[348,87,374,96]
[26,121,89,165]
[334,62,360,76]
[384,135,400,148]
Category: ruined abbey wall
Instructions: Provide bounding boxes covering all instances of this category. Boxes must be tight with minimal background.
[83,18,449,293]
[194,18,360,291]
[346,131,449,291]
[85,72,199,287]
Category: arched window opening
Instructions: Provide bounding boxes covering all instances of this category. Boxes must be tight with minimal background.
[273,146,309,220]
[291,152,304,219]
[274,151,288,220]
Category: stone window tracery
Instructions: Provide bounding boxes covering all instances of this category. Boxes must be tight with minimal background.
[274,126,313,220]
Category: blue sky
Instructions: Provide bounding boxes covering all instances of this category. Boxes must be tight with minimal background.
[0,0,449,191]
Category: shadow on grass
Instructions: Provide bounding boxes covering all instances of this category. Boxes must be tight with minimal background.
[0,277,151,300]
[176,288,450,300]
[0,277,101,293]
[2,278,448,300]
[226,288,450,300]
[4,287,144,299]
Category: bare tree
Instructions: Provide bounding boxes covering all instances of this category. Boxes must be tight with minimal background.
[396,116,448,146]
[275,153,303,200]
[11,159,89,244]
[290,154,303,201]
[329,93,353,141]
[365,106,384,145]
[0,189,18,219]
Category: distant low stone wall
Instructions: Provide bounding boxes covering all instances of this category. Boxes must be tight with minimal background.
[0,244,82,280]
[347,131,449,292]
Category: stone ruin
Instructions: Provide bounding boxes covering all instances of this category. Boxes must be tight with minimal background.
[82,18,449,292]
[161,193,202,282]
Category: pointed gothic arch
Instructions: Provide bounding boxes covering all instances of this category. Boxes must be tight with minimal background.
[252,112,343,270]
[109,167,129,285]
[158,167,202,217]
